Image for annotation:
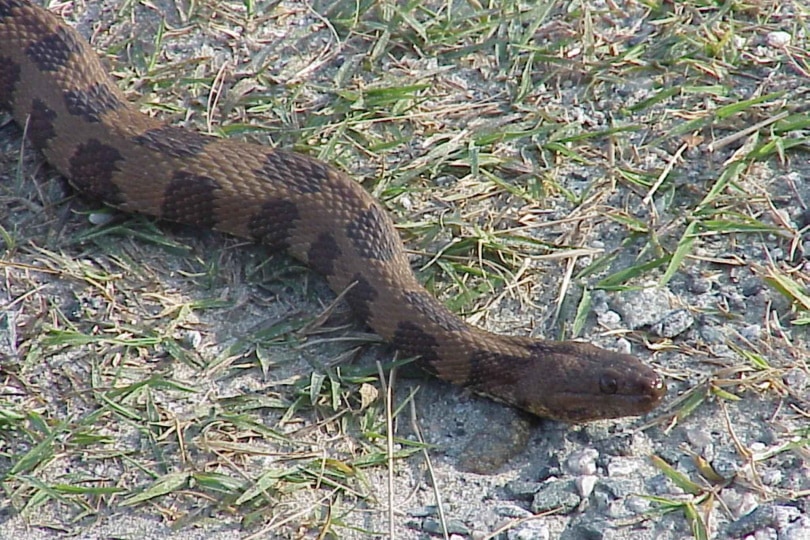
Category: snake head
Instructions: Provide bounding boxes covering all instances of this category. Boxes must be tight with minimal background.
[471,340,667,423]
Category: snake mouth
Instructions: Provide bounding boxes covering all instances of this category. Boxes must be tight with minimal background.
[548,379,668,423]
[620,374,667,412]
[647,374,668,401]
[608,369,667,407]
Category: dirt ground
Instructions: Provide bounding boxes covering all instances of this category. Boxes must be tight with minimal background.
[1,1,808,539]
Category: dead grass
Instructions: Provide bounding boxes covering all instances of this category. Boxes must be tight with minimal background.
[1,0,808,539]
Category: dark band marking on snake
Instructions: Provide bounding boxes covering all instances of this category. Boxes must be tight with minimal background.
[0,0,666,422]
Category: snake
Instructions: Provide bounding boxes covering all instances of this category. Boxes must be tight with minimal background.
[0,0,666,422]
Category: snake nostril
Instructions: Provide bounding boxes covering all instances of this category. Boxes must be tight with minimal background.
[599,375,619,395]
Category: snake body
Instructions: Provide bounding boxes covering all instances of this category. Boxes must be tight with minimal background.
[0,0,665,422]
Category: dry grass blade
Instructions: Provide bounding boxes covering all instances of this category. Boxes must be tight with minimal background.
[0,1,808,539]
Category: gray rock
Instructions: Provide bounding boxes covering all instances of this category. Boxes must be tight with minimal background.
[650,309,694,337]
[784,515,810,540]
[741,324,762,341]
[741,277,764,297]
[760,468,783,486]
[686,274,713,294]
[724,488,759,519]
[507,520,550,540]
[421,517,470,536]
[598,478,641,500]
[567,519,619,540]
[456,413,532,474]
[784,368,807,392]
[613,288,671,329]
[699,324,724,344]
[505,480,544,501]
[726,507,772,538]
[590,289,611,313]
[746,528,779,540]
[495,504,533,519]
[712,453,741,478]
[531,480,581,514]
[774,505,803,531]
[725,504,802,538]
[766,30,791,47]
[684,425,714,451]
[605,457,644,477]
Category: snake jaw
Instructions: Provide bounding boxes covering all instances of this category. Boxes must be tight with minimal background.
[473,340,667,423]
[553,372,666,423]
[517,369,666,423]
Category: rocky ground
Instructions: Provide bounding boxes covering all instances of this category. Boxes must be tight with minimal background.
[1,1,808,539]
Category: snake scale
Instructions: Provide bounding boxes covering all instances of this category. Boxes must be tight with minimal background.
[0,0,666,422]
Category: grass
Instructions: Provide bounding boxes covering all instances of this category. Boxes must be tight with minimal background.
[1,0,808,538]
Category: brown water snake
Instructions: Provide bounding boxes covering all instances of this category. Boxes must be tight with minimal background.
[0,0,666,422]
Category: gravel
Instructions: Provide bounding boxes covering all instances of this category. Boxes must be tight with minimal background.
[1,1,807,539]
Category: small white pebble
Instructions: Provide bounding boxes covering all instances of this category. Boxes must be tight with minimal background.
[761,468,783,486]
[89,212,115,226]
[741,324,762,341]
[576,475,597,498]
[766,31,791,48]
[746,528,778,540]
[597,310,621,328]
[183,330,202,348]
[749,442,767,453]
[615,338,633,356]
[736,492,760,518]
[399,194,413,210]
[566,449,598,476]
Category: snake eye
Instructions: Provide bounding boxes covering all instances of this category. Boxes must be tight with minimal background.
[599,375,619,395]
